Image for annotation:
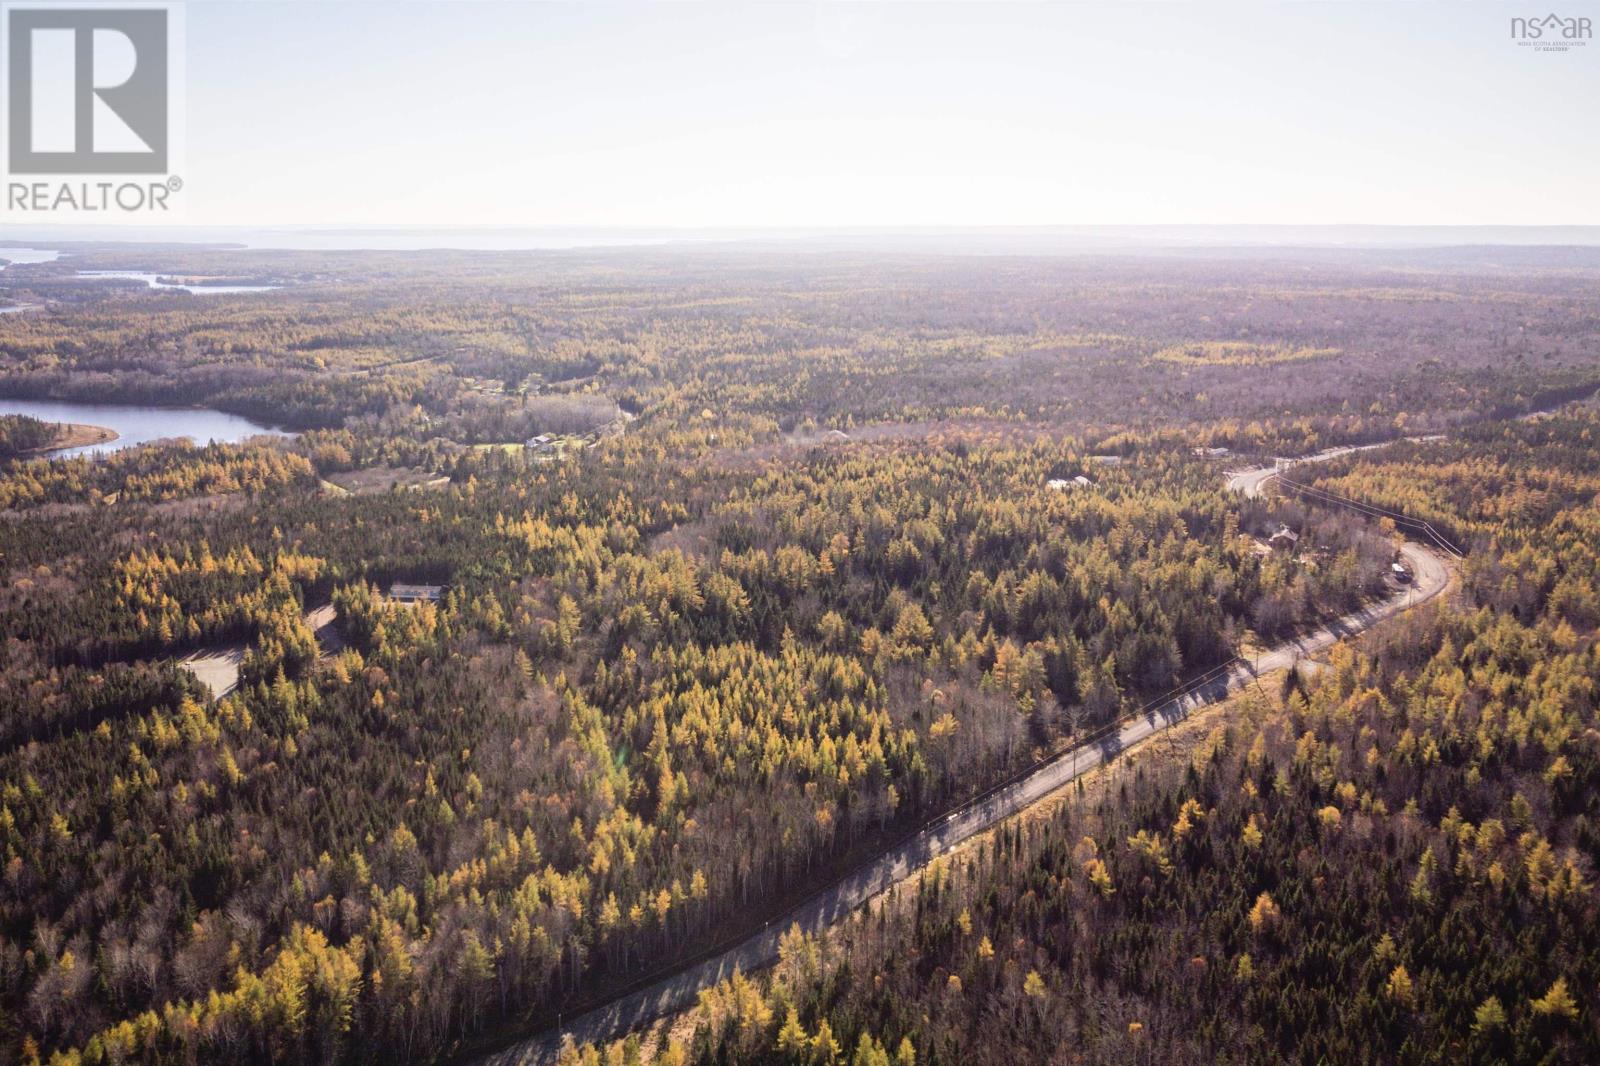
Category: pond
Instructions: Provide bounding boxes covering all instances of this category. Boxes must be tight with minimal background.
[0,399,292,459]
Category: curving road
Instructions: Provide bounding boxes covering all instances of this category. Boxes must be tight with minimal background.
[1225,435,1445,499]
[477,455,1452,1066]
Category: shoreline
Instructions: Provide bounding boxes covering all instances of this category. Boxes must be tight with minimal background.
[36,422,119,455]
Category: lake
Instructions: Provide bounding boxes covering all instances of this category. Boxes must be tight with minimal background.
[0,399,291,459]
[75,271,280,294]
[0,248,62,268]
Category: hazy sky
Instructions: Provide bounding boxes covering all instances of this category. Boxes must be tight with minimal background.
[165,2,1600,225]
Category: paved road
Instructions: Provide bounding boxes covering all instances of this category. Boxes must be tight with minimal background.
[1225,436,1444,499]
[1225,387,1600,498]
[478,454,1452,1065]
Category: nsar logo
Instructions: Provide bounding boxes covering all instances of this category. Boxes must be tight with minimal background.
[1510,12,1592,50]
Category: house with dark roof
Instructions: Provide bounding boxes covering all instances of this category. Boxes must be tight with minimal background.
[1268,525,1301,551]
[388,582,444,603]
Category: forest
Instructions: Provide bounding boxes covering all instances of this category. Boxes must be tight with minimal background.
[578,407,1600,1066]
[1,243,1598,1064]
[0,416,63,461]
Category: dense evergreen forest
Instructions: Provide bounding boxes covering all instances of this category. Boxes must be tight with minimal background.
[0,416,58,461]
[646,408,1600,1066]
[1,244,1598,1064]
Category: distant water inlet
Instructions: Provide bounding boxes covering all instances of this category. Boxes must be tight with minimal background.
[1,251,61,314]
[0,399,292,459]
[0,248,62,268]
[75,271,280,294]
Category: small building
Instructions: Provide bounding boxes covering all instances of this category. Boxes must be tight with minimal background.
[1193,445,1231,458]
[524,433,556,450]
[1268,525,1300,551]
[1089,454,1124,466]
[388,582,444,604]
[1391,562,1412,584]
[1047,475,1095,492]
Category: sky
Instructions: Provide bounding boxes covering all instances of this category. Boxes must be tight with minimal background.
[30,1,1600,227]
